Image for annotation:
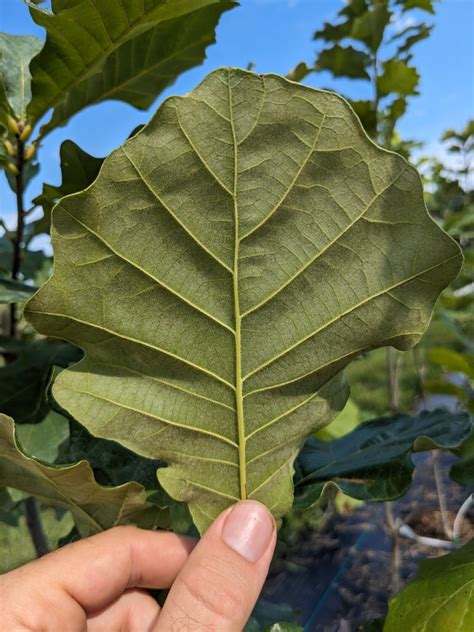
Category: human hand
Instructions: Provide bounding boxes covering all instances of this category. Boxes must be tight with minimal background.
[0,500,276,631]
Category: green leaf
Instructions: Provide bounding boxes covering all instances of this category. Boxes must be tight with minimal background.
[0,33,43,121]
[4,157,40,193]
[286,62,313,83]
[295,410,472,508]
[0,339,82,424]
[315,398,361,441]
[341,0,369,19]
[351,4,391,52]
[313,20,352,42]
[316,45,371,79]
[15,410,69,462]
[395,0,436,15]
[384,541,474,632]
[27,0,236,135]
[450,430,474,487]
[0,277,36,304]
[31,140,104,238]
[0,413,158,536]
[377,59,420,97]
[0,235,47,280]
[423,379,469,401]
[429,347,474,379]
[348,98,377,138]
[397,24,433,55]
[25,68,462,532]
[265,625,303,632]
[59,416,162,488]
[0,506,74,573]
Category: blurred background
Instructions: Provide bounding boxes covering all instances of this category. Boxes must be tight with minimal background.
[1,1,473,629]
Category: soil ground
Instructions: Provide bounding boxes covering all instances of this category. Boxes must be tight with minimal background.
[261,452,473,631]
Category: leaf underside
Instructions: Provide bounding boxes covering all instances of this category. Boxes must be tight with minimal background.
[26,68,462,532]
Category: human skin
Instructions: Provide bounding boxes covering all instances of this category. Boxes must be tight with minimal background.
[0,500,276,631]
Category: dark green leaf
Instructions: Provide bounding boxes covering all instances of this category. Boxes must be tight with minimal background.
[0,339,82,424]
[58,417,161,488]
[0,235,47,280]
[351,5,391,52]
[31,140,104,238]
[385,541,474,631]
[27,0,237,135]
[450,429,474,487]
[377,59,420,97]
[386,96,407,124]
[295,410,472,508]
[395,0,436,15]
[0,277,36,304]
[317,45,371,79]
[397,24,433,55]
[341,0,369,19]
[313,20,352,43]
[348,98,377,137]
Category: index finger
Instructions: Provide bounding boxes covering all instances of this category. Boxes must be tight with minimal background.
[7,526,195,613]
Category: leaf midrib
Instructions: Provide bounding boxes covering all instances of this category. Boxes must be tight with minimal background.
[228,72,247,500]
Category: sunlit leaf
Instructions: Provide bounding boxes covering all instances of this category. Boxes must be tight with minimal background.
[26,69,462,532]
[377,59,420,97]
[385,541,474,632]
[429,347,474,379]
[27,0,236,135]
[0,33,43,121]
[315,398,361,441]
[295,410,472,508]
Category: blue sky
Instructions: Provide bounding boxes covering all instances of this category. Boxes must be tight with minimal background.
[1,0,473,245]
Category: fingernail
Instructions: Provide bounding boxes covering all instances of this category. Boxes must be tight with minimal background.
[221,500,274,562]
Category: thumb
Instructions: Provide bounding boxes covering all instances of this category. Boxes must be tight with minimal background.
[155,500,276,630]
